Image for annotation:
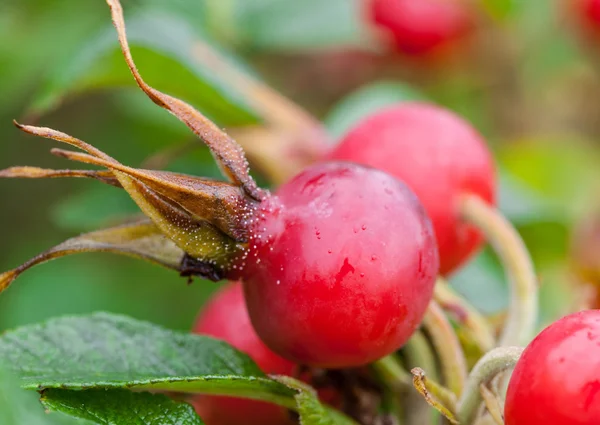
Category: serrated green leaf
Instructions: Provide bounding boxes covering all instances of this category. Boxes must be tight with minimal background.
[0,312,296,408]
[0,366,86,425]
[42,389,203,425]
[325,81,428,139]
[30,12,260,126]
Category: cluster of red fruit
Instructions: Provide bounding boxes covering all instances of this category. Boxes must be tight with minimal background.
[191,102,494,424]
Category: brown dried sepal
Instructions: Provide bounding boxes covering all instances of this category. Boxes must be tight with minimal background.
[105,0,263,201]
[0,220,183,293]
[13,122,254,243]
[410,368,458,425]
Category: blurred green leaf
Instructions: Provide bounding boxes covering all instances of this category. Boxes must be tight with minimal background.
[497,167,564,226]
[50,186,140,232]
[325,81,428,139]
[235,0,364,51]
[0,312,295,404]
[0,366,85,425]
[479,0,521,21]
[42,389,203,425]
[30,12,260,126]
[449,249,507,315]
[497,138,600,223]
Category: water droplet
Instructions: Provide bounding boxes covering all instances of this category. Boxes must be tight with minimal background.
[371,255,378,261]
[361,224,367,231]
[360,273,365,278]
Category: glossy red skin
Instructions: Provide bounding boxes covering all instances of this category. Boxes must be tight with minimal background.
[367,0,474,56]
[505,310,600,425]
[191,282,295,425]
[241,162,439,368]
[326,103,495,275]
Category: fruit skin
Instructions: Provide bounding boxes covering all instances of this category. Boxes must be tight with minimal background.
[326,103,495,275]
[240,161,439,368]
[366,0,474,56]
[570,0,600,39]
[505,310,600,425]
[191,282,296,425]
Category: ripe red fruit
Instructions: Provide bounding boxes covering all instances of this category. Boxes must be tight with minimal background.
[239,161,439,368]
[570,0,600,39]
[366,0,474,56]
[504,310,600,425]
[326,103,495,275]
[192,282,296,425]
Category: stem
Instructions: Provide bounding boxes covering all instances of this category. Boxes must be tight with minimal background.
[456,346,523,425]
[479,384,505,425]
[410,368,458,425]
[434,278,496,353]
[460,194,538,347]
[190,43,328,185]
[423,301,468,395]
[402,331,440,425]
[372,354,412,390]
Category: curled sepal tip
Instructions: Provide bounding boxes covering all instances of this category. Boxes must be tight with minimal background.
[12,123,253,257]
[410,368,458,425]
[0,220,185,294]
[104,0,262,201]
[0,166,120,187]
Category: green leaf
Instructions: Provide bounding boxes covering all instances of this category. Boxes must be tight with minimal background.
[275,377,358,425]
[0,312,295,407]
[235,0,364,51]
[497,138,600,223]
[0,366,85,425]
[30,12,260,126]
[479,0,520,21]
[449,249,507,315]
[50,186,140,232]
[42,389,203,425]
[325,81,428,139]
[497,167,563,226]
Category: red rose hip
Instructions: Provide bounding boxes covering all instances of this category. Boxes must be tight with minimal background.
[240,161,439,368]
[366,0,474,56]
[327,103,495,275]
[505,310,600,425]
[569,0,600,39]
[192,282,295,425]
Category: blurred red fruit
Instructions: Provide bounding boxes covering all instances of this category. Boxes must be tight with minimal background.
[192,282,296,425]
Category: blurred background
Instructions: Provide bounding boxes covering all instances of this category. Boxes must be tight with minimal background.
[1,0,600,334]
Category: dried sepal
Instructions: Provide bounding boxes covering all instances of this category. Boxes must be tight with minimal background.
[105,0,262,201]
[0,219,184,293]
[14,122,254,243]
[0,166,120,187]
[410,368,459,425]
[50,147,252,241]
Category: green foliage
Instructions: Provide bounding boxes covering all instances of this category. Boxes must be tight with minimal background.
[30,12,260,126]
[0,313,291,400]
[42,389,204,425]
[0,366,87,425]
[0,313,356,424]
[325,81,428,139]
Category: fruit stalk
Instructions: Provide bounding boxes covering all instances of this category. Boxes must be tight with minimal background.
[456,346,524,424]
[423,301,468,395]
[460,194,538,347]
[434,278,496,353]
